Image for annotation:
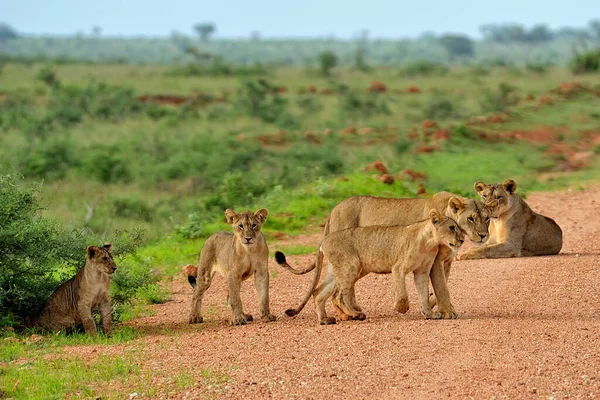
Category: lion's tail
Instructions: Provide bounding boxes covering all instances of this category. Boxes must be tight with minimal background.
[274,251,315,275]
[284,245,324,317]
[182,264,198,288]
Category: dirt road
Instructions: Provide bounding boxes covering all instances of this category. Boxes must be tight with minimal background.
[71,186,600,399]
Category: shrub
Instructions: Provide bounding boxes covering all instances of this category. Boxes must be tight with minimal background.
[83,145,131,183]
[20,135,79,179]
[318,50,337,76]
[36,65,60,88]
[235,79,289,123]
[479,82,520,113]
[525,62,550,74]
[0,174,86,326]
[340,91,390,120]
[570,50,600,74]
[175,212,208,240]
[401,60,449,76]
[111,197,153,222]
[423,96,460,120]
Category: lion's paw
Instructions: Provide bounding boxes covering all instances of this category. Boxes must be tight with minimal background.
[188,315,204,324]
[261,314,277,322]
[230,315,248,326]
[394,298,410,314]
[319,317,337,325]
[438,309,458,319]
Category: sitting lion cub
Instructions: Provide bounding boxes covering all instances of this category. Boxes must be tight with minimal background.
[459,179,562,259]
[285,210,465,325]
[188,208,277,326]
[33,244,117,335]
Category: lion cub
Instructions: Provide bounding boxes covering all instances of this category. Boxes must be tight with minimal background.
[459,179,562,259]
[289,210,464,325]
[34,244,117,335]
[188,208,276,326]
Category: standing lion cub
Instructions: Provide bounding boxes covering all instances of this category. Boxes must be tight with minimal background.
[188,208,277,326]
[33,244,117,335]
[283,210,465,325]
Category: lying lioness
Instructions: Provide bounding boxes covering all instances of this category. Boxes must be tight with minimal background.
[458,179,562,259]
[33,244,117,335]
[284,210,465,325]
[188,208,277,326]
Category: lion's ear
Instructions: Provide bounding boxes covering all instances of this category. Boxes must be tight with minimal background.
[448,197,464,215]
[86,246,99,259]
[474,181,487,194]
[224,209,238,224]
[254,208,268,223]
[503,179,517,194]
[429,209,443,225]
[102,243,113,252]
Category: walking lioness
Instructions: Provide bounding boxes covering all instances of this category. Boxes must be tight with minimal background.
[291,210,464,325]
[33,244,117,335]
[277,192,490,310]
[458,179,562,259]
[188,208,277,326]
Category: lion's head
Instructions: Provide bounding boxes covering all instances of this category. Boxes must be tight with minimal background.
[447,197,490,243]
[429,209,465,250]
[473,179,517,218]
[86,243,117,275]
[225,208,268,247]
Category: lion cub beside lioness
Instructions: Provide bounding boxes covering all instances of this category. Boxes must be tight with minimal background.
[284,210,465,325]
[33,244,117,335]
[188,208,277,326]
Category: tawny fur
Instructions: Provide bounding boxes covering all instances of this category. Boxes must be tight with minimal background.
[277,192,490,309]
[288,210,465,325]
[459,179,562,259]
[33,244,117,335]
[187,208,277,326]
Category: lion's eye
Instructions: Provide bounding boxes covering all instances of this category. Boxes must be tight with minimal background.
[103,257,109,262]
[485,217,490,222]
[238,224,244,229]
[482,195,487,199]
[252,223,257,229]
[496,196,502,200]
[467,217,474,223]
[450,226,456,232]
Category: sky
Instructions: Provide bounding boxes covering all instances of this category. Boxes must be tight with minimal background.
[1,0,598,39]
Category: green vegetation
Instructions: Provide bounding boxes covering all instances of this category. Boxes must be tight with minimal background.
[0,56,598,397]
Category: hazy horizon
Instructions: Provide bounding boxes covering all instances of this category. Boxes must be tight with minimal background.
[2,0,598,39]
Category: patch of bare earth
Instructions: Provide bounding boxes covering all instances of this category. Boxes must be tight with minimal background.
[69,187,600,399]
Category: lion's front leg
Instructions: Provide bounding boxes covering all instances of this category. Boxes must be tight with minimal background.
[98,294,113,334]
[77,301,97,335]
[254,266,276,322]
[392,265,409,313]
[227,273,248,325]
[458,242,521,260]
[430,257,456,319]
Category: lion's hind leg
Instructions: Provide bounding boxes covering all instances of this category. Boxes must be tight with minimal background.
[333,282,366,321]
[314,268,336,325]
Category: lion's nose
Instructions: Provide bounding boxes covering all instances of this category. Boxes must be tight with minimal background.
[459,239,464,245]
[479,233,487,240]
[245,237,252,242]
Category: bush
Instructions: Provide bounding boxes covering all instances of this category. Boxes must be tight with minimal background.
[0,174,86,326]
[318,50,337,76]
[340,91,390,120]
[423,96,460,120]
[235,79,289,123]
[83,145,131,183]
[570,50,600,74]
[167,57,269,77]
[401,60,449,76]
[479,82,520,113]
[20,135,80,179]
[36,65,60,88]
[111,196,153,222]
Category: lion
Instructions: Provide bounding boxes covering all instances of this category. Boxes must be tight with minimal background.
[33,244,117,335]
[188,208,277,326]
[284,210,464,325]
[458,179,562,259]
[276,191,490,307]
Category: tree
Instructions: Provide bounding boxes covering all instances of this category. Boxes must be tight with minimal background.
[0,23,18,41]
[527,24,554,43]
[318,50,337,75]
[193,22,216,41]
[589,19,600,42]
[439,34,474,60]
[92,25,102,36]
